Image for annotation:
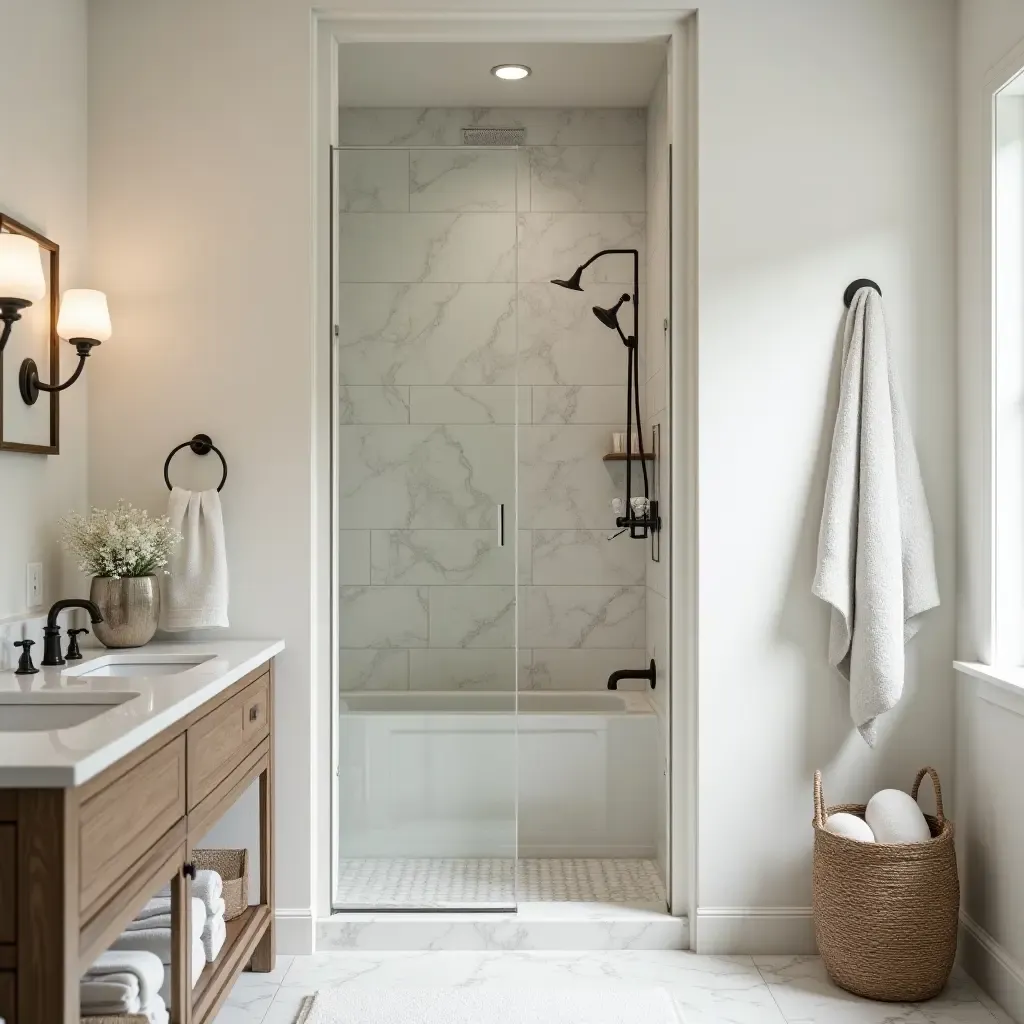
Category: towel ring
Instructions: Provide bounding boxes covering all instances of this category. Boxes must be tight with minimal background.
[164,433,228,492]
[843,279,882,308]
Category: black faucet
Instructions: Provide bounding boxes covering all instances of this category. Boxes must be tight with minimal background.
[41,599,104,667]
[607,658,656,691]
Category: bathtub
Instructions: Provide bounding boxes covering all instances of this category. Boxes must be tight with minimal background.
[336,690,658,859]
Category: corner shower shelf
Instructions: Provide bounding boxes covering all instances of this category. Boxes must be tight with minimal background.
[603,452,655,462]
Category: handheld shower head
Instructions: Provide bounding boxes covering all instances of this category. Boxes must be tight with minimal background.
[592,294,631,331]
[550,266,585,292]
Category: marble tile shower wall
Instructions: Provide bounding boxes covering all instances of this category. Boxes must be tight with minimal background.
[336,108,647,692]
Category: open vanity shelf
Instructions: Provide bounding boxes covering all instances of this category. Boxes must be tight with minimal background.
[0,656,276,1024]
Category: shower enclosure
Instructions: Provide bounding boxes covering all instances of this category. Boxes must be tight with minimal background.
[332,116,663,913]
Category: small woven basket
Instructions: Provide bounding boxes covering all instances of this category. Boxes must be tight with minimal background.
[82,1017,150,1023]
[192,848,248,921]
[812,767,959,1002]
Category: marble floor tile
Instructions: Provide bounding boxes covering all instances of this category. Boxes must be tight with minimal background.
[217,952,1009,1024]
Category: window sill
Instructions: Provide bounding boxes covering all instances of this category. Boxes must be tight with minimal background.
[954,661,1024,718]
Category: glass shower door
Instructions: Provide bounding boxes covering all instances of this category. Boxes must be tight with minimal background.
[332,146,520,910]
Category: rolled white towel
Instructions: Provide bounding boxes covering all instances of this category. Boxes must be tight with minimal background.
[155,870,223,917]
[113,898,204,963]
[84,950,164,1010]
[825,811,876,843]
[202,913,227,963]
[80,973,140,1014]
[157,940,205,1005]
[865,788,932,844]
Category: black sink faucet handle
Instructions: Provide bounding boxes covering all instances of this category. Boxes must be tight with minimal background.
[66,628,89,661]
[13,639,38,675]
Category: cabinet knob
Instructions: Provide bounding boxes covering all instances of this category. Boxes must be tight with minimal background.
[249,705,260,722]
[183,862,196,880]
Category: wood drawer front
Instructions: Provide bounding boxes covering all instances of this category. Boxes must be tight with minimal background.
[187,674,270,809]
[0,825,13,945]
[79,736,187,915]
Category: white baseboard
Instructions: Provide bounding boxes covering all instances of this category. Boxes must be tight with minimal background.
[693,907,816,955]
[959,913,1024,1023]
[276,908,315,955]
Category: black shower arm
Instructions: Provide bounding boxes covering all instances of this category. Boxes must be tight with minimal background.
[579,249,640,344]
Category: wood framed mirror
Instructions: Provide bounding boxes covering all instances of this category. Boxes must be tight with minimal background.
[0,215,59,455]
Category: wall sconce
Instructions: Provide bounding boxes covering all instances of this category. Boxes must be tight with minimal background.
[19,289,111,405]
[0,233,46,353]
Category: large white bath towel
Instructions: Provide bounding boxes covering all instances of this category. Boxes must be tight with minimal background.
[812,286,939,744]
[162,487,229,630]
[112,898,205,963]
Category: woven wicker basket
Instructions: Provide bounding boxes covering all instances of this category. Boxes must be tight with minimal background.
[192,848,248,921]
[82,1016,150,1023]
[812,766,959,1002]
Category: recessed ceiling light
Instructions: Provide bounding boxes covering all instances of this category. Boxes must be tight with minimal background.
[491,64,531,81]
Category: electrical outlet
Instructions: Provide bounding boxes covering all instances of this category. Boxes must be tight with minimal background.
[26,562,43,608]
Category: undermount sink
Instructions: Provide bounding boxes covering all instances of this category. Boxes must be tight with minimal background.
[0,692,137,732]
[63,653,215,679]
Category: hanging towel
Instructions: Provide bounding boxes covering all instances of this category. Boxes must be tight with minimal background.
[162,487,229,630]
[83,950,164,1010]
[812,286,939,745]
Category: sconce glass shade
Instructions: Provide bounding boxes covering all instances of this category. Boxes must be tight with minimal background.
[57,289,112,342]
[0,234,45,302]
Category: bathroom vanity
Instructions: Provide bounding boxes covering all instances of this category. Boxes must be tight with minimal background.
[0,639,283,1024]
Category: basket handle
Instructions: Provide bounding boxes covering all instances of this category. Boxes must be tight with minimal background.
[813,770,826,829]
[911,766,945,828]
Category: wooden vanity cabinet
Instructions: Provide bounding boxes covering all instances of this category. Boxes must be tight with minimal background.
[0,658,276,1024]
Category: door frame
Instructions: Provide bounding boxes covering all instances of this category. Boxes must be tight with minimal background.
[311,10,698,942]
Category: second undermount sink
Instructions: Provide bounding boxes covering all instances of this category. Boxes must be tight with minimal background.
[64,653,216,679]
[0,691,138,732]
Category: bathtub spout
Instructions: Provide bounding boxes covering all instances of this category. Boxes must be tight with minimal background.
[607,659,656,690]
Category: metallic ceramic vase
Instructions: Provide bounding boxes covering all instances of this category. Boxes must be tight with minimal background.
[90,575,160,649]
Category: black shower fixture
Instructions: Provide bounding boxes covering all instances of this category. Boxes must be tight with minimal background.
[550,249,659,540]
[592,293,630,335]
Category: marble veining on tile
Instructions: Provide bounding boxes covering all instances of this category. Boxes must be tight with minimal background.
[525,586,646,650]
[410,150,518,212]
[428,586,515,648]
[530,146,646,213]
[531,530,646,586]
[371,530,511,586]
[338,649,410,691]
[336,150,409,212]
[517,212,645,284]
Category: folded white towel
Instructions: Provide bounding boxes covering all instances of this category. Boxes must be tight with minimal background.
[162,486,229,630]
[812,286,939,744]
[202,913,226,963]
[144,994,170,1024]
[80,973,140,1014]
[84,950,164,1010]
[157,940,204,1004]
[133,897,172,922]
[113,898,204,963]
[155,869,222,916]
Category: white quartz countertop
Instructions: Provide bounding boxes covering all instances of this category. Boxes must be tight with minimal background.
[0,639,284,788]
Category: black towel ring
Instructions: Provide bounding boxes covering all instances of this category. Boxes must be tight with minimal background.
[843,278,882,308]
[164,433,228,492]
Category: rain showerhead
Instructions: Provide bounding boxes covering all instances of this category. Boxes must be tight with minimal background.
[550,266,585,292]
[592,294,631,332]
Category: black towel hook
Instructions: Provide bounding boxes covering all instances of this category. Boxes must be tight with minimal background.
[843,279,882,308]
[164,433,228,492]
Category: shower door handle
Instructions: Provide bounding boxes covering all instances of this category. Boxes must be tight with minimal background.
[497,503,505,547]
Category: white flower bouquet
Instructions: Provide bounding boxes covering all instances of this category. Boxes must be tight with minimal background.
[60,500,181,579]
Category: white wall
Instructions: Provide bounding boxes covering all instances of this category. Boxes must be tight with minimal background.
[87,0,958,954]
[0,0,89,633]
[695,0,956,951]
[957,4,1024,1018]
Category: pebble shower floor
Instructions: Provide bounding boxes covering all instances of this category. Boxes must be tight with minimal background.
[334,858,666,908]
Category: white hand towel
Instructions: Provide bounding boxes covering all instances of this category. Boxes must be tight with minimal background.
[144,994,170,1024]
[84,950,164,1010]
[813,287,939,744]
[162,486,229,630]
[202,913,227,962]
[113,898,205,963]
[80,973,140,1013]
[157,940,205,1004]
[133,897,172,923]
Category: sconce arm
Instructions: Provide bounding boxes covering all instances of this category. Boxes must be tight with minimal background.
[0,299,30,354]
[19,339,100,405]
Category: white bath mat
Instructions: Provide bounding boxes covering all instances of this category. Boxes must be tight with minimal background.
[293,986,682,1024]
